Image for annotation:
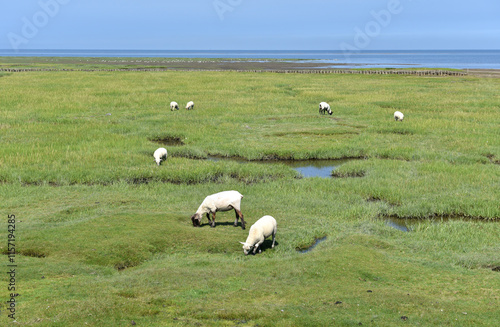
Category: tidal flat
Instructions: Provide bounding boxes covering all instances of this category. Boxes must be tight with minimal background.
[0,60,499,326]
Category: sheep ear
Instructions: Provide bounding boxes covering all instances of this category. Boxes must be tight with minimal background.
[239,242,246,245]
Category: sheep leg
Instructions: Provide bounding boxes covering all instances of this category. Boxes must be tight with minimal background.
[210,212,216,228]
[233,208,245,230]
[239,213,246,230]
[206,213,212,226]
[271,233,276,248]
[253,241,263,254]
[233,209,239,227]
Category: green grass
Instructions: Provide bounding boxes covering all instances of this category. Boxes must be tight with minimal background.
[0,65,499,326]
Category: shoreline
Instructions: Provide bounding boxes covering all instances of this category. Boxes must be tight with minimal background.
[1,57,499,77]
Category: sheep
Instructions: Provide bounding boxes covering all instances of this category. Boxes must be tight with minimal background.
[153,147,168,166]
[240,215,277,255]
[319,102,332,115]
[185,101,194,110]
[191,190,245,229]
[394,111,404,121]
[170,101,179,111]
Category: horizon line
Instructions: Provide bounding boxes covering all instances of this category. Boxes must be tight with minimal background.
[1,48,500,52]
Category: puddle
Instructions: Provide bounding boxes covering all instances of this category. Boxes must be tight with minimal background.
[284,160,349,178]
[384,216,496,232]
[207,156,349,178]
[385,217,413,232]
[297,236,327,253]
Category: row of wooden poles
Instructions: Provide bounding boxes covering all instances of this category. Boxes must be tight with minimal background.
[0,68,467,76]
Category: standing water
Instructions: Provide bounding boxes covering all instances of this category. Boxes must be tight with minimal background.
[207,156,349,178]
[384,216,497,232]
[280,159,350,178]
[297,236,328,253]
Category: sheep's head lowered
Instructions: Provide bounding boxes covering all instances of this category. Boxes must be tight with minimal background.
[239,242,253,255]
[153,148,167,166]
[319,102,332,115]
[191,213,202,227]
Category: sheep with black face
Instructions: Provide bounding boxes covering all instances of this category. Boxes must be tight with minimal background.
[170,101,179,111]
[394,111,404,121]
[319,102,332,115]
[191,190,245,229]
[185,101,194,110]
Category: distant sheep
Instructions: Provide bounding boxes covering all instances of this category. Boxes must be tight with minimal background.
[153,147,167,166]
[185,101,194,110]
[191,190,245,229]
[240,215,277,255]
[170,101,179,111]
[394,111,404,121]
[319,102,332,115]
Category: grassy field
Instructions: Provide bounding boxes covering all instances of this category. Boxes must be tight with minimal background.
[1,62,499,326]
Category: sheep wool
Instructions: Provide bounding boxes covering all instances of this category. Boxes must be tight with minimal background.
[394,111,404,121]
[319,102,332,115]
[191,190,245,229]
[240,215,277,255]
[170,101,179,111]
[153,147,168,166]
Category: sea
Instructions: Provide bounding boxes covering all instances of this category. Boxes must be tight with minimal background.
[1,49,499,70]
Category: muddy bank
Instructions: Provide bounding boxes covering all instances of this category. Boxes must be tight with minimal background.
[0,66,470,76]
[0,56,476,76]
[466,69,500,78]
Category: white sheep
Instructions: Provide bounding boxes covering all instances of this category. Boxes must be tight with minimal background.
[394,111,404,121]
[240,215,277,255]
[191,190,245,229]
[185,101,194,110]
[319,102,332,115]
[170,101,179,111]
[153,147,168,166]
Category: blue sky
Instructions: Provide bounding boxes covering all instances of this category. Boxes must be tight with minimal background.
[1,0,499,50]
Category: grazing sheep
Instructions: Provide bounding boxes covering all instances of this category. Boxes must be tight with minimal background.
[319,102,332,115]
[394,111,404,121]
[170,101,179,111]
[240,215,277,255]
[185,101,194,110]
[153,147,168,166]
[191,190,245,229]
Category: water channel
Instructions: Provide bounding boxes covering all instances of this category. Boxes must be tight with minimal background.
[204,155,495,233]
[207,155,349,178]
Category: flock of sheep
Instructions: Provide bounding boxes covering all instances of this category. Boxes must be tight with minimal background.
[170,100,194,111]
[191,190,277,255]
[320,101,405,122]
[153,101,405,255]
